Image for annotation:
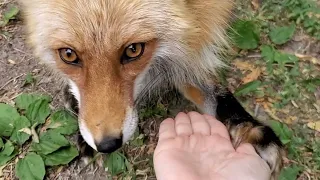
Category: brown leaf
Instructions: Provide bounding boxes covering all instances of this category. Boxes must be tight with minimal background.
[147,144,156,155]
[295,53,320,65]
[307,121,320,132]
[251,0,260,10]
[242,67,262,84]
[8,59,16,65]
[233,59,254,71]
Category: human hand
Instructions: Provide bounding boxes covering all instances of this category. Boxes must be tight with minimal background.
[153,112,271,180]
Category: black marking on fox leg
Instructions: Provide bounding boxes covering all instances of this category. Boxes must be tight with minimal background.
[215,89,282,147]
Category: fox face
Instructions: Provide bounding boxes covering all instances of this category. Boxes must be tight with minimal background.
[20,0,233,153]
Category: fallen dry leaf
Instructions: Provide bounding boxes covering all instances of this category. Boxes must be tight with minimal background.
[307,121,320,132]
[233,59,255,71]
[242,67,262,84]
[295,53,320,65]
[8,59,16,65]
[147,144,156,155]
[233,59,262,84]
[18,128,32,135]
[251,0,260,10]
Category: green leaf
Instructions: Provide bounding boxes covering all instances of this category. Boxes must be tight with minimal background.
[261,45,276,62]
[0,6,19,26]
[0,152,17,166]
[234,81,262,96]
[0,141,17,166]
[269,24,296,45]
[10,116,31,145]
[231,20,260,50]
[105,151,127,176]
[0,138,3,150]
[4,6,19,20]
[130,129,145,147]
[48,110,78,135]
[0,141,14,156]
[0,103,20,137]
[270,121,293,145]
[31,131,69,155]
[274,51,298,65]
[279,165,302,180]
[15,93,51,110]
[24,73,35,86]
[43,145,79,166]
[26,99,51,125]
[16,153,45,180]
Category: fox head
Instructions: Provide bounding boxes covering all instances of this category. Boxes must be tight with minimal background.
[20,0,233,153]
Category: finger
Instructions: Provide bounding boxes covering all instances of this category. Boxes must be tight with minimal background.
[236,143,260,157]
[188,111,210,136]
[158,118,177,141]
[175,112,193,136]
[204,114,230,140]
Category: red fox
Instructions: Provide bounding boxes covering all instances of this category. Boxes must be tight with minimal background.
[19,0,283,179]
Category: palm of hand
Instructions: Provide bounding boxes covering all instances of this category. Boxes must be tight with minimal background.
[153,112,271,180]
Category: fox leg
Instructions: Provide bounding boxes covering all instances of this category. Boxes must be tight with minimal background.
[179,84,283,180]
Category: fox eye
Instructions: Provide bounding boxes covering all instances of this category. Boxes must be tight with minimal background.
[59,48,81,66]
[121,43,145,64]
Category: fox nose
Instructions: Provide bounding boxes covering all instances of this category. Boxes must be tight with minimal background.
[96,137,122,153]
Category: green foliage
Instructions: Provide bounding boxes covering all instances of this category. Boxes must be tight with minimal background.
[230,20,260,50]
[24,73,36,86]
[15,93,51,110]
[234,80,261,97]
[0,93,79,179]
[130,128,145,147]
[48,110,78,135]
[0,141,17,166]
[10,116,31,145]
[105,151,128,176]
[0,104,20,137]
[302,78,320,93]
[279,165,303,180]
[139,102,168,119]
[269,24,296,45]
[26,98,51,125]
[0,6,19,27]
[16,153,46,180]
[0,138,3,150]
[31,131,70,155]
[1,141,15,157]
[43,146,79,166]
[270,121,293,145]
[283,0,320,39]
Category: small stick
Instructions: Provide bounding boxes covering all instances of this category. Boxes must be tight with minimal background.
[0,74,24,91]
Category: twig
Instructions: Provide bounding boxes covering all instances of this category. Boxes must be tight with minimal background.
[0,74,24,91]
[13,48,28,55]
[79,153,102,174]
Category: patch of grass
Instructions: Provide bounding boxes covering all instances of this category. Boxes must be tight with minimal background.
[0,6,19,28]
[232,0,320,179]
[0,93,79,180]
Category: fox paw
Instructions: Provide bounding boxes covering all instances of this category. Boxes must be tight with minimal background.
[228,122,284,180]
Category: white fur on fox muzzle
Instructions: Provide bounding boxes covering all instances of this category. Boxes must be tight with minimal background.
[122,107,139,143]
[79,120,97,151]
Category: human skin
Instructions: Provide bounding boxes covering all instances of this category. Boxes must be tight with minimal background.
[153,112,271,180]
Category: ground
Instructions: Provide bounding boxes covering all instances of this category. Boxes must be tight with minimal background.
[0,0,319,180]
